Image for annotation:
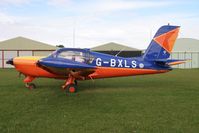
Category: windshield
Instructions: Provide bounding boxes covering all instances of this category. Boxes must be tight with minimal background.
[48,51,56,58]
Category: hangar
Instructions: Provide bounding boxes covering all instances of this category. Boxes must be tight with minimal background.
[171,38,199,68]
[91,42,142,57]
[1,37,198,69]
[0,37,57,68]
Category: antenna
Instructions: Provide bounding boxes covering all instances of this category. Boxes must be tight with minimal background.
[73,20,76,48]
[115,47,126,57]
[150,28,152,40]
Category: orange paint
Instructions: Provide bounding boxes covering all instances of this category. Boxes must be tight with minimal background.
[13,56,59,78]
[168,61,186,66]
[23,76,35,83]
[65,74,75,86]
[13,57,169,81]
[89,67,168,79]
[154,28,180,53]
[69,87,75,93]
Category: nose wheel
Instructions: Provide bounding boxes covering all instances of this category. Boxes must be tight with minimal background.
[24,76,36,90]
[25,83,36,90]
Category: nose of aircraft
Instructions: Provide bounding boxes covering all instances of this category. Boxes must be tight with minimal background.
[6,58,14,65]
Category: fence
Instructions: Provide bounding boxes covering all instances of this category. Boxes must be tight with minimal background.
[0,50,55,68]
[171,52,199,69]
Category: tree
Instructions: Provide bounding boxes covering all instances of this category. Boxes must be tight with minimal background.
[56,45,65,48]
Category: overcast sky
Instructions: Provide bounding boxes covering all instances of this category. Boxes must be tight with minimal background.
[0,0,199,49]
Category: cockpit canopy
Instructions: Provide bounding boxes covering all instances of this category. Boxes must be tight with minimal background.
[49,48,94,64]
[58,50,86,63]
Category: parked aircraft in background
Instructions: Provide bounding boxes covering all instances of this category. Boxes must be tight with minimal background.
[7,25,186,93]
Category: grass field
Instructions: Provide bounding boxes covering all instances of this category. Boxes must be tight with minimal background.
[0,69,199,133]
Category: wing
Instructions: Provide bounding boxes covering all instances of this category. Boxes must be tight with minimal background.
[37,57,96,79]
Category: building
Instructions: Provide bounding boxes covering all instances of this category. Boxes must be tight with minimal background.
[91,42,142,57]
[0,37,57,68]
[1,36,198,69]
[171,38,199,68]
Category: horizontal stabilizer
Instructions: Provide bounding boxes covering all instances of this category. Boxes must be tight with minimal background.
[153,59,188,66]
[166,59,189,66]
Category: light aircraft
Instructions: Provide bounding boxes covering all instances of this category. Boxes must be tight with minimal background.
[7,25,186,93]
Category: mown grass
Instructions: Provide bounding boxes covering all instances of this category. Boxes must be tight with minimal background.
[0,69,199,133]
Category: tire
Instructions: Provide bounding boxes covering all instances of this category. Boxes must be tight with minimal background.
[25,83,36,90]
[66,84,77,93]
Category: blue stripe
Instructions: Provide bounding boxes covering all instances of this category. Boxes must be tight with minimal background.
[154,25,179,37]
[144,41,170,60]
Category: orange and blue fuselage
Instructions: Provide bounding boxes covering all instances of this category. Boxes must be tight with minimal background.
[7,25,182,83]
[12,54,169,80]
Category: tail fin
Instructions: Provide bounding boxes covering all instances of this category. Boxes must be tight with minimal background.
[143,25,180,60]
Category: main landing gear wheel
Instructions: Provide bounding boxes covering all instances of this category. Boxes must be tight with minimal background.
[62,74,78,94]
[25,83,36,90]
[66,84,77,94]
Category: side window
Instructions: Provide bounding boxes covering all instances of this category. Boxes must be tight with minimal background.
[75,52,84,63]
[58,51,75,60]
[82,52,94,64]
[88,55,95,64]
[58,51,85,63]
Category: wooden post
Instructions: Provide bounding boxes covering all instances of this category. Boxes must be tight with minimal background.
[17,50,19,57]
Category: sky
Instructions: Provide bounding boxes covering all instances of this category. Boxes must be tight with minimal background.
[0,0,199,49]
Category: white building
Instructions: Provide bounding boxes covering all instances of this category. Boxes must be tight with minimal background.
[171,38,199,68]
[0,37,57,68]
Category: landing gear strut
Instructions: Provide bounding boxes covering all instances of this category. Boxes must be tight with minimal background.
[24,76,36,90]
[62,74,78,93]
